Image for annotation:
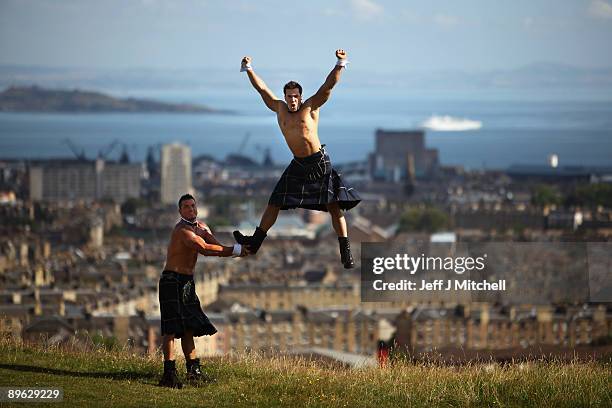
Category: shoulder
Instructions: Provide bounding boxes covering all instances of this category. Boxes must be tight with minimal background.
[174,224,195,239]
[197,221,212,234]
[302,99,319,116]
[275,101,289,114]
[302,98,318,111]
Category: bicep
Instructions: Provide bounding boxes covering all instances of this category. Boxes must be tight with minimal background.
[310,67,341,109]
[203,230,222,246]
[180,229,222,253]
[260,89,281,112]
[179,229,202,250]
[308,86,331,110]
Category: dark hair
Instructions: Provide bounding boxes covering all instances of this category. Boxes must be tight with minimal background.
[178,193,196,208]
[283,81,302,96]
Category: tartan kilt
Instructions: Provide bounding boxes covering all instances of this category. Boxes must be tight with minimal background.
[268,146,361,212]
[159,271,217,339]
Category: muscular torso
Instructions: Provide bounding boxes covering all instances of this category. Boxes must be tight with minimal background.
[277,103,322,157]
[164,224,198,275]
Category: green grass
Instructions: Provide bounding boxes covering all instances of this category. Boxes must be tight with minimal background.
[0,339,610,407]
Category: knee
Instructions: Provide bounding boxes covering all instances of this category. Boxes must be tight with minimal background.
[327,203,341,216]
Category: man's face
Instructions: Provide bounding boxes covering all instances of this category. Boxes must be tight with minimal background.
[284,88,302,112]
[179,199,197,221]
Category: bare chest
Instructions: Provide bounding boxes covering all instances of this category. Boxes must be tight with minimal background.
[277,109,317,133]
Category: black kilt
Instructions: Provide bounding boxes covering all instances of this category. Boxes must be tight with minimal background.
[268,146,361,212]
[159,270,217,339]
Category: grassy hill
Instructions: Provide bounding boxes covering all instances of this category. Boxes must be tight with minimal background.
[0,339,610,407]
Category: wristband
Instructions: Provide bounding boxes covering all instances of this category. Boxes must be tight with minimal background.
[240,62,252,72]
[336,58,349,68]
[232,243,242,257]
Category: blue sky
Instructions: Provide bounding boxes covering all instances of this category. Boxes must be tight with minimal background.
[1,0,611,71]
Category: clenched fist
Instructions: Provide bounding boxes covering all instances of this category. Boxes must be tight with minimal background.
[240,56,253,72]
[335,49,347,59]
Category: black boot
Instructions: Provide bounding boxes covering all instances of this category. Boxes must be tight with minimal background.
[186,358,215,383]
[233,227,267,254]
[186,358,202,382]
[338,237,355,269]
[158,360,182,389]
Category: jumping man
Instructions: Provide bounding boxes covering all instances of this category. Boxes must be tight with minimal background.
[234,49,361,268]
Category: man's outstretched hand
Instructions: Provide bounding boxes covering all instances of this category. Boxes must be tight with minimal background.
[336,49,347,59]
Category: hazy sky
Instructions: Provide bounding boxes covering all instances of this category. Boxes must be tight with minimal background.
[1,0,612,71]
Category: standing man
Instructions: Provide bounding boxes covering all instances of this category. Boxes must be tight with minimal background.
[234,49,361,268]
[158,193,248,388]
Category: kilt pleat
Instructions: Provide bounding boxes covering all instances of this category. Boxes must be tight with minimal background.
[268,147,361,212]
[159,271,217,338]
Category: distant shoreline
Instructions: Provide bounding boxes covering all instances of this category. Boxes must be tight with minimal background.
[0,85,236,114]
[0,110,238,115]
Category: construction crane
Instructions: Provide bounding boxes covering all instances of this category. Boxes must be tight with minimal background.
[97,139,121,160]
[226,133,258,167]
[62,138,87,161]
[119,144,130,164]
[255,144,274,167]
[237,132,250,155]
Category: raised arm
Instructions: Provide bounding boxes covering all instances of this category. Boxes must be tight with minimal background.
[307,49,348,110]
[242,56,281,112]
[179,228,245,257]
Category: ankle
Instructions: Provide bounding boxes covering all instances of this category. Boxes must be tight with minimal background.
[163,360,176,371]
[186,358,200,367]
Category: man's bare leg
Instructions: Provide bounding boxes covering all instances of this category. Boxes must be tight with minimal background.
[162,334,175,361]
[181,330,204,380]
[327,202,354,268]
[233,204,280,253]
[327,202,347,237]
[181,331,196,360]
[259,204,280,232]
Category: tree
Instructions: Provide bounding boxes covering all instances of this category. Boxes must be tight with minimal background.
[531,184,561,207]
[397,207,450,233]
[565,183,612,209]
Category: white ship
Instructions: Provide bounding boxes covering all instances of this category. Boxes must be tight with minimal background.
[421,115,482,131]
